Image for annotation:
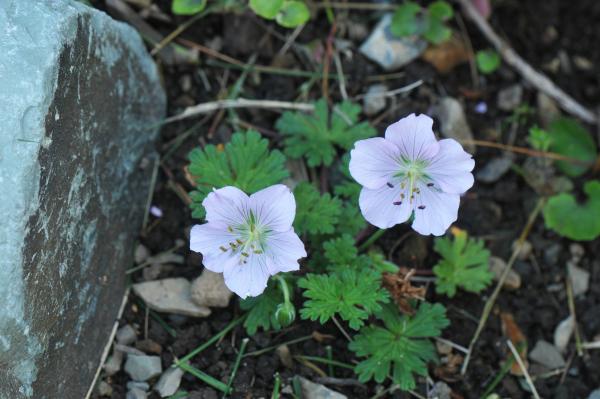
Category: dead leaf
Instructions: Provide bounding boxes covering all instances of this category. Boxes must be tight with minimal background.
[434,353,464,382]
[422,35,470,74]
[382,268,426,315]
[500,312,528,376]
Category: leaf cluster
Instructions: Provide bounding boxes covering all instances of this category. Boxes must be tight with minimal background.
[391,0,454,44]
[293,182,343,236]
[349,303,449,390]
[276,99,376,167]
[239,281,284,335]
[432,229,492,297]
[187,131,288,218]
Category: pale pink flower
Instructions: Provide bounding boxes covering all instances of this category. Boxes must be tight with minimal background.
[190,185,306,298]
[349,114,474,236]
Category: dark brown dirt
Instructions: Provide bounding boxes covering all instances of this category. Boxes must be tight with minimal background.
[96,1,600,398]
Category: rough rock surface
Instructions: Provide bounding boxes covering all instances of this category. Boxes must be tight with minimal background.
[133,278,211,317]
[190,270,233,308]
[0,1,165,398]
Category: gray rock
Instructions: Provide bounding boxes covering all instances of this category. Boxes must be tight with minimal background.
[0,1,164,398]
[497,84,523,111]
[360,14,427,71]
[569,243,585,264]
[430,381,452,399]
[126,388,148,399]
[299,377,347,399]
[191,270,233,308]
[431,97,476,153]
[127,381,150,391]
[489,256,521,290]
[97,381,113,397]
[117,324,138,346]
[362,84,388,116]
[568,262,590,297]
[588,389,600,399]
[104,349,125,376]
[135,244,151,264]
[554,315,574,353]
[154,367,184,397]
[512,240,533,261]
[124,354,162,382]
[476,157,513,183]
[133,278,211,317]
[529,340,566,369]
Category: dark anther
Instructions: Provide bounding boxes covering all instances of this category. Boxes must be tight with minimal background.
[418,205,426,209]
[393,201,402,205]
[427,183,434,187]
[387,182,394,188]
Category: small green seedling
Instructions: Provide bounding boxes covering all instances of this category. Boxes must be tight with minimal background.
[276,99,376,167]
[433,227,492,297]
[171,0,207,15]
[543,180,600,241]
[391,0,454,44]
[249,0,310,28]
[476,49,501,74]
[528,126,553,152]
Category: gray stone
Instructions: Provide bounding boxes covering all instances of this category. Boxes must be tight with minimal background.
[133,278,211,317]
[360,14,427,71]
[431,97,476,153]
[476,157,513,183]
[104,349,124,376]
[512,240,533,261]
[588,389,600,399]
[127,381,150,391]
[117,324,138,345]
[299,377,347,399]
[568,262,590,297]
[154,367,184,397]
[489,256,521,290]
[97,381,113,397]
[135,244,151,264]
[362,84,388,116]
[124,355,162,382]
[0,1,164,398]
[529,340,565,369]
[430,381,452,399]
[126,388,148,399]
[497,84,523,111]
[554,315,574,353]
[191,270,233,308]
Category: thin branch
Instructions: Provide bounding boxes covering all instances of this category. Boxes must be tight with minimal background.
[455,0,597,124]
[332,315,352,342]
[507,340,541,399]
[165,98,314,124]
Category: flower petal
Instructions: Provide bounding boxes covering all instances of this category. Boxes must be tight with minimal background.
[249,184,296,232]
[190,223,238,272]
[358,184,412,229]
[349,137,402,189]
[202,186,250,226]
[425,139,475,194]
[265,229,306,273]
[223,254,270,298]
[385,114,440,161]
[411,185,460,236]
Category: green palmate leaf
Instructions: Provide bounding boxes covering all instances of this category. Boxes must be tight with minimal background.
[428,0,453,20]
[239,282,283,335]
[433,228,492,297]
[172,0,207,15]
[475,49,501,74]
[299,269,389,330]
[276,1,310,28]
[293,182,343,235]
[187,130,288,218]
[349,303,449,390]
[547,117,597,177]
[276,99,376,167]
[390,1,422,37]
[323,234,358,266]
[336,202,366,236]
[543,180,600,241]
[249,0,284,19]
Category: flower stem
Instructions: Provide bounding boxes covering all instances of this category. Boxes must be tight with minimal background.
[275,274,291,304]
[357,229,386,252]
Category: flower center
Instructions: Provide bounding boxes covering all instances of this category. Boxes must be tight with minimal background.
[390,159,431,205]
[220,211,269,264]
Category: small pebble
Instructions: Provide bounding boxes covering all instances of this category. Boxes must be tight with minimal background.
[116,324,137,346]
[569,243,585,264]
[568,262,590,297]
[430,381,452,399]
[476,157,513,183]
[154,367,184,397]
[97,381,113,397]
[103,349,124,376]
[431,97,476,153]
[512,240,533,261]
[554,315,574,353]
[135,244,150,264]
[489,256,521,290]
[362,84,388,116]
[497,84,523,111]
[529,340,565,369]
[136,339,163,355]
[124,354,162,382]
